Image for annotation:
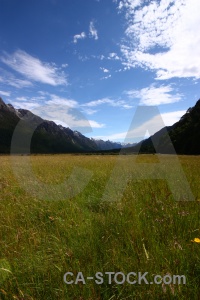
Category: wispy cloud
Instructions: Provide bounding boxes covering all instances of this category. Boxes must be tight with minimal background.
[101,74,112,80]
[45,94,78,108]
[82,98,113,107]
[11,93,78,111]
[99,55,105,60]
[8,78,33,89]
[1,50,67,86]
[73,32,86,43]
[0,90,11,97]
[117,0,200,79]
[100,67,111,79]
[16,97,28,101]
[61,63,68,68]
[82,97,133,109]
[16,95,46,102]
[126,85,182,105]
[0,69,33,88]
[11,101,41,110]
[81,108,98,115]
[73,21,98,44]
[9,94,47,110]
[89,21,98,40]
[53,118,104,129]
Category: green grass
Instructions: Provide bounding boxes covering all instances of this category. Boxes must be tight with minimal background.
[0,154,200,299]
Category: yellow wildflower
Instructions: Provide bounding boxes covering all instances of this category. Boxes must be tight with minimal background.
[191,238,200,243]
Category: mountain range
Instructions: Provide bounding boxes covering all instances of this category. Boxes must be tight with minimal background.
[0,97,98,153]
[0,96,200,154]
[0,97,125,153]
[90,138,137,151]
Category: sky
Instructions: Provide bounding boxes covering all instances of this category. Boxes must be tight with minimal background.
[0,0,200,143]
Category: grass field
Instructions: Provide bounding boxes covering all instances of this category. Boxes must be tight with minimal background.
[0,154,200,299]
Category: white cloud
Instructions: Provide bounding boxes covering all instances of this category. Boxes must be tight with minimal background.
[73,32,86,43]
[118,0,200,79]
[89,21,98,40]
[1,50,68,86]
[0,90,11,97]
[82,97,133,109]
[161,110,186,126]
[126,85,182,105]
[100,67,109,73]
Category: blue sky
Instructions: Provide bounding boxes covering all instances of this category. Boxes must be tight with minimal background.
[0,0,200,142]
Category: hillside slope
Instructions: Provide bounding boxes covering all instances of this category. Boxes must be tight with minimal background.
[129,99,200,155]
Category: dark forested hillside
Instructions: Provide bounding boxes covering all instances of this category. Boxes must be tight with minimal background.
[162,99,200,154]
[129,99,200,155]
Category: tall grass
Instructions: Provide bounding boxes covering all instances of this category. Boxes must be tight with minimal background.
[0,154,200,299]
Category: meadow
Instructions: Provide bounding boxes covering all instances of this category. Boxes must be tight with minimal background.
[0,154,200,300]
